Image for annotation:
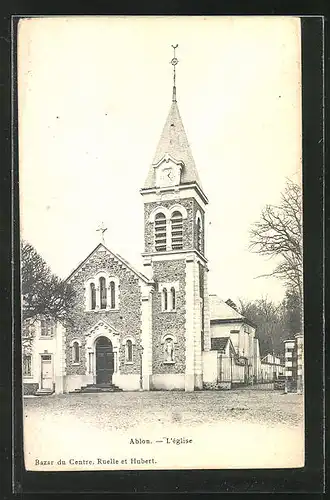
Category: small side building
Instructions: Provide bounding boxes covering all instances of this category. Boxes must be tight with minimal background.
[22,318,65,395]
[202,295,261,387]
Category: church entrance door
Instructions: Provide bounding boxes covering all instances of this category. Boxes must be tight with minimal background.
[95,336,114,384]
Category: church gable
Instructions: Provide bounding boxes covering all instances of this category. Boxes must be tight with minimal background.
[67,243,150,286]
[63,244,148,377]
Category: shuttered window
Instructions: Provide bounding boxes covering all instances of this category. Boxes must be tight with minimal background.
[155,212,167,251]
[171,211,183,250]
[23,355,32,376]
[196,217,202,252]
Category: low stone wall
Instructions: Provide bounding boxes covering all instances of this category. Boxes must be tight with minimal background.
[203,381,231,390]
[23,383,39,395]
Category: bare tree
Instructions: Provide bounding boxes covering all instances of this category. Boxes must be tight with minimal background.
[21,241,75,326]
[237,296,286,359]
[249,179,302,301]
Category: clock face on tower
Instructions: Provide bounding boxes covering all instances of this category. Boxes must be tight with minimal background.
[157,160,180,187]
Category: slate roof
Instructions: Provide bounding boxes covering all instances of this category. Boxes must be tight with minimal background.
[211,337,230,352]
[209,294,244,322]
[143,100,203,191]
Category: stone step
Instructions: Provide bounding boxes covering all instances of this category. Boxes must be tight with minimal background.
[80,386,122,393]
[36,389,53,396]
[70,383,123,394]
[86,383,115,388]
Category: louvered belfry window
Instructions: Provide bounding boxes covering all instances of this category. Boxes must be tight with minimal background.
[171,211,183,250]
[155,212,167,251]
[196,217,202,252]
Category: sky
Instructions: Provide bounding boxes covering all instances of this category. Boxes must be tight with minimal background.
[18,16,302,304]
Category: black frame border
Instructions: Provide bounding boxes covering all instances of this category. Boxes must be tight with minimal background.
[0,8,325,497]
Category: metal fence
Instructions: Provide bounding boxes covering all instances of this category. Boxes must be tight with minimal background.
[217,354,283,389]
[217,354,247,384]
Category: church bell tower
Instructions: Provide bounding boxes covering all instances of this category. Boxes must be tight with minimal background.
[140,46,211,391]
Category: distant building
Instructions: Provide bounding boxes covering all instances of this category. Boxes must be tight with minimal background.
[260,353,285,381]
[284,333,304,393]
[295,333,304,393]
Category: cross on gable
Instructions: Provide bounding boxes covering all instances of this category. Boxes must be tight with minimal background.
[96,222,107,244]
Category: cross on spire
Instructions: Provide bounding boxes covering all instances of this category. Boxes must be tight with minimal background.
[96,222,107,244]
[170,44,179,102]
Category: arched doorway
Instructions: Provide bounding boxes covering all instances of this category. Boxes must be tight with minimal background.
[95,336,114,384]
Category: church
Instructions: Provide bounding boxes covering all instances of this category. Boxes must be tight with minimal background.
[22,50,261,395]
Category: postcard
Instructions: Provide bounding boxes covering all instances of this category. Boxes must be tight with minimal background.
[18,15,304,471]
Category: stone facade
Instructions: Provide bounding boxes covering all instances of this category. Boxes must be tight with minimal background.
[65,249,143,376]
[144,198,193,252]
[23,383,39,395]
[144,197,205,254]
[151,260,186,375]
[141,183,208,392]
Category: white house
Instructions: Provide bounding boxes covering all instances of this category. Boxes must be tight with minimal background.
[260,353,285,381]
[202,295,262,387]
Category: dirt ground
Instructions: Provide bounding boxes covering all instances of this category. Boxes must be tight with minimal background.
[23,390,304,471]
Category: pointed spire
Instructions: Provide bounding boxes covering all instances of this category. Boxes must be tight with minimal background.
[142,46,206,200]
[171,44,178,102]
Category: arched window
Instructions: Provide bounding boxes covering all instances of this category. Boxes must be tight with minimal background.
[99,277,107,309]
[110,281,116,309]
[196,217,202,252]
[126,339,133,362]
[155,212,167,251]
[171,286,176,310]
[72,341,80,363]
[163,288,168,311]
[171,211,183,250]
[90,283,96,310]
